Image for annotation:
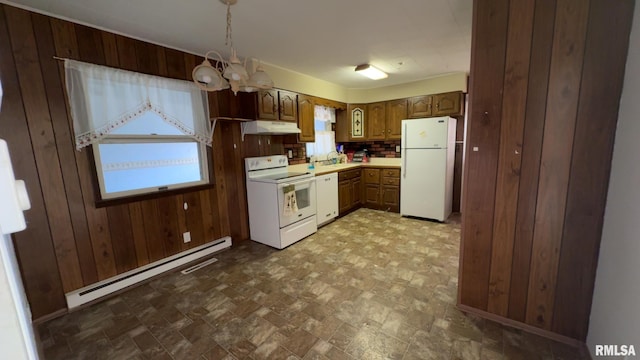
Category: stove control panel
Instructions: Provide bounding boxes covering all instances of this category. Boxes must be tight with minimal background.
[245,155,288,171]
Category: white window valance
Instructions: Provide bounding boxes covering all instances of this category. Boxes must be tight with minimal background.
[64,59,212,150]
[314,105,336,123]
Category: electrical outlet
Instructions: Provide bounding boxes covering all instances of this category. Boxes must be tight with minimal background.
[396,145,400,153]
[183,231,191,243]
[288,149,293,159]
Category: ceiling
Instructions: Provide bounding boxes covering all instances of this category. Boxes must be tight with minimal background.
[3,0,472,89]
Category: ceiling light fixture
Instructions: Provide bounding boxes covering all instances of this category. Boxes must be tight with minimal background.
[192,0,274,94]
[355,64,388,80]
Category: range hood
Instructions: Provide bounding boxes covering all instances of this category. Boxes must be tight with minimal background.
[241,120,302,135]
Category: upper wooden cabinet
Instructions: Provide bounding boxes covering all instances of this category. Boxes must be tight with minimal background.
[347,104,367,141]
[298,95,315,142]
[279,90,298,122]
[257,89,298,122]
[407,95,433,118]
[433,92,463,117]
[257,90,278,120]
[367,102,387,140]
[336,91,464,142]
[386,99,407,140]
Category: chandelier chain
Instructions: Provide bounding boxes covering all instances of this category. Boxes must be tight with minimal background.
[225,1,232,48]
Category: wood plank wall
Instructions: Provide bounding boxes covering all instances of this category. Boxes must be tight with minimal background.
[459,0,635,341]
[0,4,280,320]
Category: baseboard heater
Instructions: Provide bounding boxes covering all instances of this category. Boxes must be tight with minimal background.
[65,236,232,309]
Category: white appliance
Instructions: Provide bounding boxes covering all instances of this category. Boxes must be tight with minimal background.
[245,155,317,249]
[400,117,456,222]
[0,139,38,359]
[241,120,302,135]
[315,172,338,226]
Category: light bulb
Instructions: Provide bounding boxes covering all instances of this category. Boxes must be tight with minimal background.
[202,75,212,83]
[232,73,241,81]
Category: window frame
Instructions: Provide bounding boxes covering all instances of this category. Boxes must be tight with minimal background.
[92,132,211,201]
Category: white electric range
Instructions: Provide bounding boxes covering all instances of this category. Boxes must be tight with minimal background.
[245,155,317,249]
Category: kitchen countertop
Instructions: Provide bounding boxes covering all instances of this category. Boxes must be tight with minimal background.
[290,158,401,175]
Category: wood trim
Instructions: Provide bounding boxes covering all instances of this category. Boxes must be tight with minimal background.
[458,0,510,311]
[551,0,636,340]
[128,202,150,267]
[0,5,68,318]
[106,205,137,273]
[457,304,587,349]
[508,0,557,323]
[487,0,536,317]
[0,3,234,319]
[525,0,590,330]
[32,12,99,287]
[32,308,68,325]
[94,183,216,208]
[6,7,85,292]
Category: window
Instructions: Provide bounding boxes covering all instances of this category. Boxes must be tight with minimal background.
[64,60,212,200]
[93,112,209,199]
[305,105,336,160]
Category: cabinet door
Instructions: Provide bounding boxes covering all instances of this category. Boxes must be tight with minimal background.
[257,90,278,120]
[338,179,352,215]
[279,90,298,122]
[351,177,362,207]
[298,95,315,142]
[433,92,463,117]
[364,183,380,209]
[386,99,407,140]
[381,185,400,213]
[367,102,387,140]
[347,104,367,141]
[408,95,433,118]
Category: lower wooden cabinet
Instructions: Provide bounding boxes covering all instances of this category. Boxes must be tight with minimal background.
[338,169,362,216]
[381,184,400,213]
[337,167,400,215]
[361,167,400,212]
[364,183,380,208]
[338,180,351,214]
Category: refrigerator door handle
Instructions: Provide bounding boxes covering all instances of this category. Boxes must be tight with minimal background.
[402,122,407,178]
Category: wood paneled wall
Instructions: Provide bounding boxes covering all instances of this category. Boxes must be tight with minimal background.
[0,4,277,320]
[459,0,635,342]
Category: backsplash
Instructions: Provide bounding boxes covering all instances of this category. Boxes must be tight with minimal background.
[283,140,401,164]
[342,140,401,158]
[283,142,307,165]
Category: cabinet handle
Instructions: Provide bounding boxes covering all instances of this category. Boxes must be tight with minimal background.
[273,104,277,114]
[387,129,391,134]
[436,103,439,110]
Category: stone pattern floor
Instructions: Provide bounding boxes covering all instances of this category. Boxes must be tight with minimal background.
[39,209,590,359]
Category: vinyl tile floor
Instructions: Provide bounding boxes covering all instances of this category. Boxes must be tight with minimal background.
[39,208,589,359]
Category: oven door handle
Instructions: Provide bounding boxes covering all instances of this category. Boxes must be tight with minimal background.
[278,178,316,189]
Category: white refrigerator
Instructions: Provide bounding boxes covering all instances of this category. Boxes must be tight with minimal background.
[400,117,456,222]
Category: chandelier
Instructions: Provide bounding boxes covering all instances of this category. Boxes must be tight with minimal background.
[192,0,274,94]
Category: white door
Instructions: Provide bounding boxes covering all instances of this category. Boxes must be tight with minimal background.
[400,148,447,221]
[402,117,449,149]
